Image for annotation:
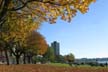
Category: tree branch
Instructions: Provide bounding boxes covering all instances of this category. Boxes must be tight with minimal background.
[0,0,10,27]
[9,0,63,11]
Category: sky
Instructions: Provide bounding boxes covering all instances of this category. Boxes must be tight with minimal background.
[38,0,108,58]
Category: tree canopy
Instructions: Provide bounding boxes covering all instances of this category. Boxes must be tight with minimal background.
[0,0,95,27]
[27,31,48,55]
[64,53,75,65]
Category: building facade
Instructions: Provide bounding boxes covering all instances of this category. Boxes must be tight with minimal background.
[51,41,60,56]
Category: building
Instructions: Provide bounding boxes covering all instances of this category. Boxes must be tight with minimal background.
[51,41,60,56]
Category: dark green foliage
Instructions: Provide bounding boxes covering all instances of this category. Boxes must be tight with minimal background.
[43,47,55,62]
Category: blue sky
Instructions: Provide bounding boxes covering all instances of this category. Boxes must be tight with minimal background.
[38,0,108,58]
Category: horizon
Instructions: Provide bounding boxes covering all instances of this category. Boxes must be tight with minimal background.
[38,0,108,58]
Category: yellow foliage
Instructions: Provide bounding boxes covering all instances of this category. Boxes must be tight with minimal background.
[0,11,41,47]
[4,0,95,23]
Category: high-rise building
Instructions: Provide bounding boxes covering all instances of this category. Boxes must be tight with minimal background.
[51,41,60,56]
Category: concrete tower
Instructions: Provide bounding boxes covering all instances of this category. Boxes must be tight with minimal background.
[51,41,60,56]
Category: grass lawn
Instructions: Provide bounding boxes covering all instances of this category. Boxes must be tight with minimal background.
[0,64,108,72]
[48,63,70,67]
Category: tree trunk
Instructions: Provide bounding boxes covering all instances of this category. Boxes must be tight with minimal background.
[0,0,10,27]
[16,55,20,64]
[4,49,9,65]
[27,56,31,64]
[23,53,26,64]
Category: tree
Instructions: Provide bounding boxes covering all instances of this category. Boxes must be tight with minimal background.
[0,38,10,65]
[26,31,48,63]
[56,55,65,63]
[0,0,95,27]
[43,46,55,62]
[0,0,10,26]
[64,53,75,66]
[27,31,48,55]
[0,11,41,64]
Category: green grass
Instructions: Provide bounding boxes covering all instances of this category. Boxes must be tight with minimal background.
[47,63,108,68]
[48,63,70,67]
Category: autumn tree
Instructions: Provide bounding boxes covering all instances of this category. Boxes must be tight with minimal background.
[0,11,41,64]
[0,37,10,65]
[0,0,95,27]
[26,31,48,63]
